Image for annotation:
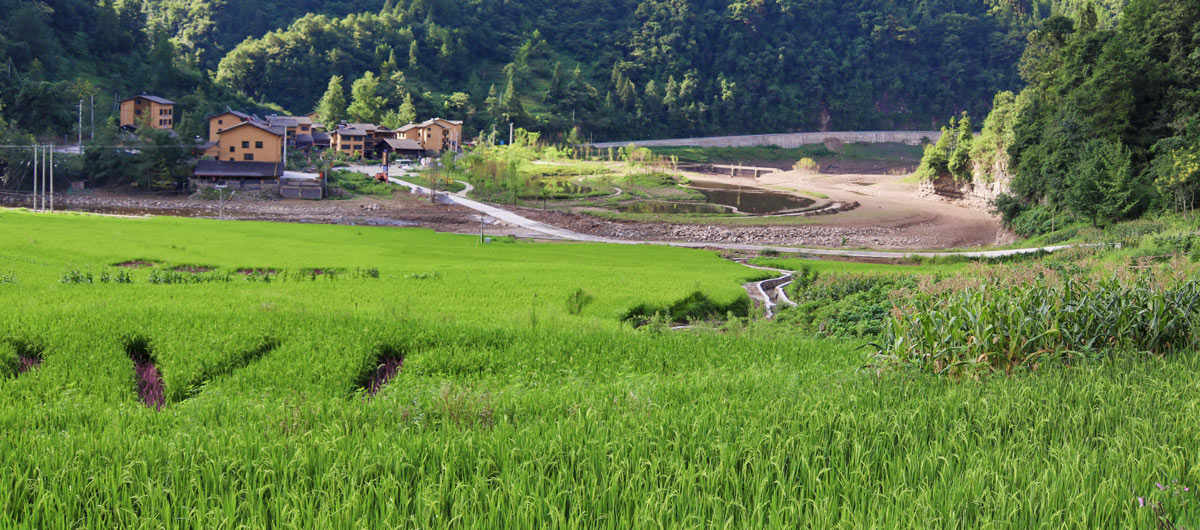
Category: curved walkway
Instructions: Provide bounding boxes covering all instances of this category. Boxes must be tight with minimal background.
[363,166,1070,259]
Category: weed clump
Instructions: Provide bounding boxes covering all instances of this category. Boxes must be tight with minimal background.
[356,346,405,397]
[565,288,595,315]
[126,336,164,410]
[624,291,751,326]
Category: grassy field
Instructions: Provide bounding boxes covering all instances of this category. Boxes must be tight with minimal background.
[1,210,1198,528]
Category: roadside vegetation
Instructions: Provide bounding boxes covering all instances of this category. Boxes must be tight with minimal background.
[325,170,395,198]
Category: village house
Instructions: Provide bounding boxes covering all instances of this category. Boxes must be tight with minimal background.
[331,124,370,157]
[374,138,425,163]
[202,109,253,158]
[429,118,464,152]
[265,115,316,150]
[119,95,176,131]
[213,121,285,163]
[192,160,285,190]
[396,118,464,154]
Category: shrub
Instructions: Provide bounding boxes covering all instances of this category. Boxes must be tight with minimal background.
[992,193,1028,228]
[60,269,93,284]
[793,158,819,173]
[624,291,751,325]
[565,288,595,315]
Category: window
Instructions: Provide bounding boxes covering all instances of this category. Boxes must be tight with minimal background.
[255,141,263,148]
[243,154,254,161]
[218,119,223,125]
[135,110,142,116]
[301,125,309,131]
[229,146,235,153]
[242,141,250,148]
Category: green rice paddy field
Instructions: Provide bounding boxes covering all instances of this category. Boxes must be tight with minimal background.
[1,209,1198,528]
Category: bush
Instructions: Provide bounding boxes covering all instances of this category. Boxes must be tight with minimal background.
[624,291,751,325]
[992,193,1028,227]
[793,158,819,173]
[777,273,914,338]
[565,288,595,315]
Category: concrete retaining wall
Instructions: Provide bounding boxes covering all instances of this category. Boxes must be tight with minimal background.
[592,130,942,149]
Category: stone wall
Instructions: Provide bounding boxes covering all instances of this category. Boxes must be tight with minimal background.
[592,130,942,149]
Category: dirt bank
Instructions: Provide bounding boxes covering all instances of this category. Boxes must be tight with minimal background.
[2,166,1007,250]
[0,190,516,233]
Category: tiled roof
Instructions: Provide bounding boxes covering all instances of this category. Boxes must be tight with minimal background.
[205,109,251,121]
[376,138,424,151]
[123,95,175,105]
[193,160,284,178]
[218,120,285,136]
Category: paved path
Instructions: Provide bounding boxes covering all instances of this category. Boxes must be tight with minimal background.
[351,164,1070,259]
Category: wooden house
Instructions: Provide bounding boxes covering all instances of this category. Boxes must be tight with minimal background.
[192,160,284,190]
[214,121,285,163]
[119,95,175,130]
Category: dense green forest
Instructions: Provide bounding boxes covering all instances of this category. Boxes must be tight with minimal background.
[917,0,1200,231]
[3,0,1127,146]
[217,0,1110,142]
[144,0,386,68]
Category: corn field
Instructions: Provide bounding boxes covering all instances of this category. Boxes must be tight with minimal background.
[871,275,1200,378]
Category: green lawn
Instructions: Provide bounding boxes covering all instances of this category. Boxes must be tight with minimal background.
[0,210,1197,528]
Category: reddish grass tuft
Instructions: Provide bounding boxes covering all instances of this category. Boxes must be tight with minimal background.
[17,356,41,373]
[362,354,404,396]
[126,337,164,410]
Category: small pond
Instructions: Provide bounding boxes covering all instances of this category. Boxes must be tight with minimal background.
[687,181,816,214]
[618,201,731,215]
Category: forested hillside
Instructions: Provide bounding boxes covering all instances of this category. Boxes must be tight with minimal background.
[216,0,1095,141]
[918,0,1200,232]
[0,0,281,143]
[144,0,386,67]
[3,0,1125,145]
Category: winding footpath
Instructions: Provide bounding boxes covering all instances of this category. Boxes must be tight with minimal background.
[358,165,1070,259]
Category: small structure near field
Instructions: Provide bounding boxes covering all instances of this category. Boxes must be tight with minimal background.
[192,160,284,190]
[375,138,425,163]
[280,171,324,199]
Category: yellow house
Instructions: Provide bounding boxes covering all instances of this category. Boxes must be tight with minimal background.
[119,95,175,130]
[266,115,315,146]
[206,110,251,143]
[331,125,372,157]
[203,110,252,157]
[429,118,464,151]
[215,121,285,163]
[396,118,463,154]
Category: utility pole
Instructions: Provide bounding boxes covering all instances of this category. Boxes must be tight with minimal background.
[49,145,54,212]
[509,122,514,147]
[32,144,38,211]
[78,100,83,147]
[90,94,95,140]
